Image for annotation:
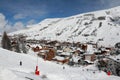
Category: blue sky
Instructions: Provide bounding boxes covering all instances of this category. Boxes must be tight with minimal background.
[0,0,120,32]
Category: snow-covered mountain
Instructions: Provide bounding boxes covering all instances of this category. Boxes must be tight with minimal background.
[10,6,120,47]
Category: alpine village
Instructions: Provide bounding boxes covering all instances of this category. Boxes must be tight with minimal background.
[0,5,120,80]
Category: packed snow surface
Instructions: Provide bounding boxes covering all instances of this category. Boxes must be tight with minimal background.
[0,48,120,80]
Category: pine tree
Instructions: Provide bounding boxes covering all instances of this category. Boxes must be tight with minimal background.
[15,41,21,53]
[18,36,27,54]
[21,41,27,53]
[1,31,11,50]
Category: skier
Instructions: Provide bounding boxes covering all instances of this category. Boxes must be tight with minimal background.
[20,61,22,66]
[93,71,95,74]
[107,71,111,76]
[63,66,65,69]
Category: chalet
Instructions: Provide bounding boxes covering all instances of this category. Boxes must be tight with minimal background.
[53,56,69,64]
[63,47,73,52]
[62,41,71,47]
[46,41,55,46]
[73,50,81,56]
[39,40,47,44]
[37,49,49,58]
[74,42,81,48]
[58,52,72,58]
[94,51,102,55]
[42,45,54,49]
[83,53,96,62]
[56,50,63,56]
[37,47,56,61]
[55,42,63,50]
[11,40,23,53]
[71,54,81,64]
[31,44,42,52]
[81,44,87,52]
[11,41,18,52]
[11,41,17,47]
[98,47,111,55]
[46,49,56,60]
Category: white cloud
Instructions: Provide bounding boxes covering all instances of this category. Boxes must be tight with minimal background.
[13,4,47,20]
[13,13,26,20]
[3,21,25,33]
[13,22,25,31]
[0,13,8,29]
[27,19,36,25]
[4,23,13,32]
[100,0,120,8]
[108,0,120,7]
[0,13,26,33]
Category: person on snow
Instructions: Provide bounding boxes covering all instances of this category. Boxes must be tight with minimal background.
[20,61,22,66]
[63,66,65,69]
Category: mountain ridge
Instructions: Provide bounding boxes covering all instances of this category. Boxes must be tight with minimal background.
[10,6,120,47]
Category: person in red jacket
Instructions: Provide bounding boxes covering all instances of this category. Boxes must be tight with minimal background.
[107,71,111,76]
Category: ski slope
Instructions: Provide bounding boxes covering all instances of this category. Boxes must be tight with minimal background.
[0,48,120,80]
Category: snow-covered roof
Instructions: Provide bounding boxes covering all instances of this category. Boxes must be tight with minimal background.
[84,60,94,64]
[30,44,42,49]
[54,56,65,60]
[39,50,49,53]
[57,50,63,53]
[60,52,71,56]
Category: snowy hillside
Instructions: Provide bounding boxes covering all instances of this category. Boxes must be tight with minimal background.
[0,48,120,80]
[10,6,120,47]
